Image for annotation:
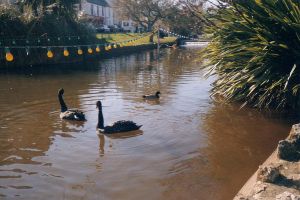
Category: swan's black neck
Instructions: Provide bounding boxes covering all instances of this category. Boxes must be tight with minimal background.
[97,107,104,129]
[58,93,68,112]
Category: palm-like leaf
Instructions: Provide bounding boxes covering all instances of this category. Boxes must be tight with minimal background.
[203,0,300,110]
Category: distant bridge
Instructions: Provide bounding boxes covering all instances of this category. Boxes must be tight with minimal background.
[176,38,210,47]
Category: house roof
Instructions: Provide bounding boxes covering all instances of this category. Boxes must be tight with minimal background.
[87,0,109,7]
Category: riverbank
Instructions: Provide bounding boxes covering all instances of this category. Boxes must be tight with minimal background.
[234,124,300,200]
[0,35,176,69]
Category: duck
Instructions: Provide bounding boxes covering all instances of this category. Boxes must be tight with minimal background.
[96,101,142,134]
[58,88,86,121]
[143,91,161,100]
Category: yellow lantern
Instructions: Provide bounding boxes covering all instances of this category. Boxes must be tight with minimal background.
[96,46,100,52]
[88,47,93,54]
[5,51,14,62]
[47,49,54,58]
[63,48,69,57]
[77,48,83,55]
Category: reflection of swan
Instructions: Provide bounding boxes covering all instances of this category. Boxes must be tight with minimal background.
[97,130,143,156]
[103,130,143,139]
[96,101,142,134]
[143,91,161,100]
[58,88,86,121]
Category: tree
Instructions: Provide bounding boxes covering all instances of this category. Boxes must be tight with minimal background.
[114,0,172,31]
[17,0,79,17]
[164,3,204,36]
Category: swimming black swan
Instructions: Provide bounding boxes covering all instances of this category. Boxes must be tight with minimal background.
[143,91,161,99]
[96,101,142,134]
[58,88,86,121]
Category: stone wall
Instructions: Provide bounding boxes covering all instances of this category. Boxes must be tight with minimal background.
[234,124,300,200]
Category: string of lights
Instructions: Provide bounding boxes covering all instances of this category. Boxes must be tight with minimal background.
[1,29,192,62]
[1,33,155,62]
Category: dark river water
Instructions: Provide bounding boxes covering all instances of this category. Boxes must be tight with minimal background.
[0,48,293,199]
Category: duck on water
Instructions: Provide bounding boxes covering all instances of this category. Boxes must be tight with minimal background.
[96,101,142,134]
[58,88,86,121]
[143,91,161,100]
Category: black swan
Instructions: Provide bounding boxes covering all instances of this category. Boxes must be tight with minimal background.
[96,101,142,134]
[58,88,86,121]
[143,91,161,99]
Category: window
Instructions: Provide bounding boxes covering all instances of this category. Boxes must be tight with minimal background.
[91,4,94,15]
[97,6,99,16]
[102,6,104,16]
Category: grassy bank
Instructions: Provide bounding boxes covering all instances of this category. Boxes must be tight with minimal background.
[96,33,177,45]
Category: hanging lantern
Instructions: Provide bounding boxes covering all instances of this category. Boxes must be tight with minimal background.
[63,48,69,57]
[96,46,100,52]
[47,48,54,58]
[77,47,83,55]
[5,48,13,62]
[88,47,93,54]
[113,44,117,48]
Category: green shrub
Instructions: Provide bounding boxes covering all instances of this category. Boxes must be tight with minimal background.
[203,0,300,110]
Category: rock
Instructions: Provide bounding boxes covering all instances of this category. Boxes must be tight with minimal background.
[235,196,250,200]
[277,140,298,161]
[277,126,300,161]
[252,182,267,199]
[276,191,300,200]
[257,165,280,183]
[289,124,300,140]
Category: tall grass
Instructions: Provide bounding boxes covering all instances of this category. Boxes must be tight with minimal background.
[203,0,300,110]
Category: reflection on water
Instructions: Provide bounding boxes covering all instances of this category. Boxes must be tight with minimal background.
[0,48,293,199]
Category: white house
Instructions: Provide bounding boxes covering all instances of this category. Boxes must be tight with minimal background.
[78,0,114,26]
[105,0,137,32]
[78,0,140,32]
